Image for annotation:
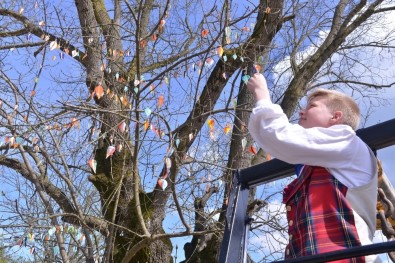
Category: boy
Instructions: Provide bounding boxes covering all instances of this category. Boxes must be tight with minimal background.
[247,73,380,262]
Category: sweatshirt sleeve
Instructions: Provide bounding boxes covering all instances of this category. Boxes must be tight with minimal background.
[248,99,360,169]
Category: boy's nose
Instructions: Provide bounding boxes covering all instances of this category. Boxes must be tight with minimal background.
[299,110,305,117]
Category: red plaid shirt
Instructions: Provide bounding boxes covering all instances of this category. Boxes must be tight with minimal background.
[283,165,364,263]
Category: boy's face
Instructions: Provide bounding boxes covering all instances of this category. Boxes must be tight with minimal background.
[298,96,335,128]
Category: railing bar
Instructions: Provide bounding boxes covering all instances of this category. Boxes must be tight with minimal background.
[273,240,395,263]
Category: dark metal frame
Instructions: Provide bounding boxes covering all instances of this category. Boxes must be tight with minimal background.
[219,118,395,263]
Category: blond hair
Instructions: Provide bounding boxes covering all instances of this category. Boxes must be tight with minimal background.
[307,89,361,130]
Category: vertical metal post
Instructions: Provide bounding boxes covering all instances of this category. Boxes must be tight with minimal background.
[242,217,253,262]
[219,170,250,263]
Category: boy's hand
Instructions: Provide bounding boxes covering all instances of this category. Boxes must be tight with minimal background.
[247,73,271,102]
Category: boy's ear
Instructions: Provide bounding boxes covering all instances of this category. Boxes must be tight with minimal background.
[330,111,343,124]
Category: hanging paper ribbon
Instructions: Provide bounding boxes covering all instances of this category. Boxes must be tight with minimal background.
[116,143,123,152]
[50,40,57,51]
[88,159,97,174]
[165,157,172,171]
[140,40,147,48]
[71,50,79,57]
[113,49,119,58]
[232,98,237,109]
[242,75,250,84]
[53,246,60,256]
[205,58,214,67]
[67,225,75,234]
[8,136,15,146]
[144,120,150,131]
[241,137,247,151]
[150,124,156,133]
[209,131,215,140]
[207,119,215,131]
[225,27,231,44]
[56,225,61,234]
[69,118,80,128]
[120,96,128,107]
[118,121,126,133]
[157,178,168,190]
[201,29,209,37]
[217,46,224,57]
[94,85,104,99]
[249,145,257,155]
[158,95,164,108]
[224,123,231,134]
[242,26,250,32]
[254,64,261,73]
[144,107,152,117]
[106,146,116,158]
[167,147,174,155]
[216,179,222,188]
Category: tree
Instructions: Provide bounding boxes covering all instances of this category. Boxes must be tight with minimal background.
[1,0,395,262]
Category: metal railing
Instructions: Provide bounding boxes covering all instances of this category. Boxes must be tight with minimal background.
[219,118,395,263]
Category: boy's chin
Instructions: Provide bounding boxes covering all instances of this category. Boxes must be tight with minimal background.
[298,120,307,127]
